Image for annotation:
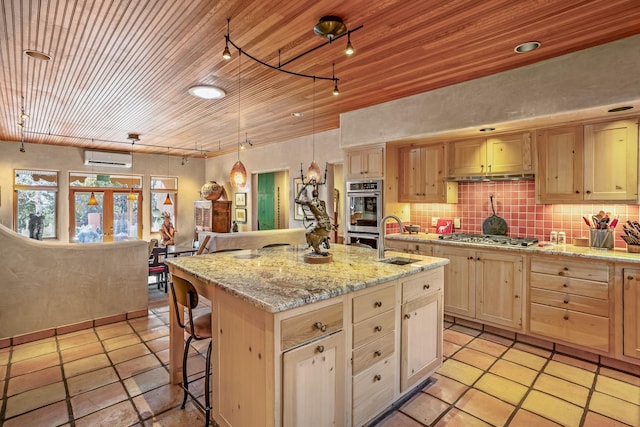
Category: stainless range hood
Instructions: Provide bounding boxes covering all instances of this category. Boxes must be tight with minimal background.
[445,173,535,182]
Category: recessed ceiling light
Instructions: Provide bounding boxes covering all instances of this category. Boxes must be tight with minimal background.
[479,127,496,132]
[188,85,226,99]
[291,112,304,118]
[24,50,52,61]
[608,106,634,113]
[514,41,541,54]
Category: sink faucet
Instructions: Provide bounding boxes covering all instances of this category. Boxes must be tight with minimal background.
[378,215,404,260]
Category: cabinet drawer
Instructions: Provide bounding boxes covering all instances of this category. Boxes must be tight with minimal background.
[402,268,443,304]
[531,259,609,282]
[352,356,396,427]
[353,310,395,349]
[530,288,608,317]
[530,272,608,299]
[281,302,343,351]
[352,331,395,375]
[529,303,609,351]
[353,285,395,323]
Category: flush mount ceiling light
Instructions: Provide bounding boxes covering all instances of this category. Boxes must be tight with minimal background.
[514,41,541,53]
[221,17,362,94]
[188,85,226,99]
[24,49,52,61]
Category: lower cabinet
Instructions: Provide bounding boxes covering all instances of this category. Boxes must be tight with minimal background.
[433,246,523,329]
[283,331,346,427]
[623,269,640,359]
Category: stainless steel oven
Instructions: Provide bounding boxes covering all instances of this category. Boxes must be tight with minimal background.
[346,179,383,237]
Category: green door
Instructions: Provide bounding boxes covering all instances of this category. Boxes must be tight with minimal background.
[258,173,275,230]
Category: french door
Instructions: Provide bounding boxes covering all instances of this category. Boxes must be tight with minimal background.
[70,189,142,243]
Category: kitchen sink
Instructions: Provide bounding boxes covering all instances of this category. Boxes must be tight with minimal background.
[379,257,421,265]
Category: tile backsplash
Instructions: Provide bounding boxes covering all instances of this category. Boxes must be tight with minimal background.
[408,180,639,249]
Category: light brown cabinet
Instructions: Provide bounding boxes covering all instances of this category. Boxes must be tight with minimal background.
[446,132,532,178]
[384,239,433,256]
[529,258,611,352]
[622,269,640,359]
[398,144,457,203]
[194,200,231,234]
[346,146,384,179]
[433,246,523,330]
[536,120,639,203]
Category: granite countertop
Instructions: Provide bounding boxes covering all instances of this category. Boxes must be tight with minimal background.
[385,233,640,263]
[165,244,449,313]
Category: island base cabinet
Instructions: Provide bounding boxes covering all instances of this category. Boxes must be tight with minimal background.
[283,331,345,427]
[401,292,442,392]
[352,356,396,427]
[623,269,640,359]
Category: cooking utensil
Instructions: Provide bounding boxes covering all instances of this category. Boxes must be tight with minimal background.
[610,218,618,229]
[582,216,592,228]
[482,194,507,235]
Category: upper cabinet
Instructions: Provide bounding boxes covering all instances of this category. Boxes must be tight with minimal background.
[446,132,532,179]
[346,146,384,180]
[398,143,457,203]
[536,119,638,203]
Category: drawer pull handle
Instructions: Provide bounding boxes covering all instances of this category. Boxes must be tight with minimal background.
[563,299,569,304]
[563,314,569,320]
[374,325,383,332]
[374,350,382,357]
[374,301,383,308]
[373,374,382,382]
[404,313,411,319]
[558,271,565,276]
[316,345,325,353]
[563,283,569,288]
[314,322,327,332]
[564,267,569,271]
[628,276,634,280]
[423,284,430,290]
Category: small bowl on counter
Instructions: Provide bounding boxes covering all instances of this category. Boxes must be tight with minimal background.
[404,224,420,234]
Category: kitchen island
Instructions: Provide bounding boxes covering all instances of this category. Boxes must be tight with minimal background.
[166,244,449,427]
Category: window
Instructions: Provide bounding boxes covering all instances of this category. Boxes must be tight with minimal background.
[151,176,178,232]
[14,169,59,239]
[69,172,142,243]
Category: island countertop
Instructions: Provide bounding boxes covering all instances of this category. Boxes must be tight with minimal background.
[165,244,449,313]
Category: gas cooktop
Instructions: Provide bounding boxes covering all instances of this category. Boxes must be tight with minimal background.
[438,233,539,247]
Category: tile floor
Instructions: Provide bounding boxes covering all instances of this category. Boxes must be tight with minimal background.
[1,288,639,427]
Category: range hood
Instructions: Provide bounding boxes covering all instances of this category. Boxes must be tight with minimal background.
[445,173,535,182]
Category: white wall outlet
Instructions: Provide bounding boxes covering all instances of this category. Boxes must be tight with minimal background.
[453,218,461,228]
[431,217,439,226]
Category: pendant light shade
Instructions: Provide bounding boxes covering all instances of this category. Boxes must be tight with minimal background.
[87,191,99,206]
[127,191,137,201]
[306,161,322,183]
[163,193,173,205]
[230,160,247,187]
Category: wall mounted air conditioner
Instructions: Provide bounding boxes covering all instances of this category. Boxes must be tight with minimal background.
[84,151,132,168]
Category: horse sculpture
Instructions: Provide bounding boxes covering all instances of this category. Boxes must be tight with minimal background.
[295,184,333,256]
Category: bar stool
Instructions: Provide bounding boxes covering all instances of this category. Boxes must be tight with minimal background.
[170,276,212,426]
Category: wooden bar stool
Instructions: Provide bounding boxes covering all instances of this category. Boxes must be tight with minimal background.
[170,276,212,426]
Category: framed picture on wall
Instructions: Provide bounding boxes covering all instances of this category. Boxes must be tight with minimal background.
[235,192,246,207]
[294,178,312,221]
[235,208,247,223]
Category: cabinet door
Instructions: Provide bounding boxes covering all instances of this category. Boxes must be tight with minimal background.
[448,138,486,176]
[434,246,475,318]
[398,147,425,201]
[212,201,231,233]
[283,331,345,427]
[623,269,640,359]
[475,251,523,329]
[584,120,638,201]
[536,126,584,202]
[401,292,442,391]
[347,147,384,179]
[364,147,384,178]
[486,132,531,174]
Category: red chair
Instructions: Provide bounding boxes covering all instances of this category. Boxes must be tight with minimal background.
[148,246,168,292]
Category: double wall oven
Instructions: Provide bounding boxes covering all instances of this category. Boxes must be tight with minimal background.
[345,180,383,248]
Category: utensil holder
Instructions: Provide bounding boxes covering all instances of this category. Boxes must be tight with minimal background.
[590,229,614,249]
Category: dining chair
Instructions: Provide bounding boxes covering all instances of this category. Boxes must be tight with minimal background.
[148,246,169,292]
[170,276,213,427]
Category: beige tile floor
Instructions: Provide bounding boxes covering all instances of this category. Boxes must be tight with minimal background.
[1,288,639,427]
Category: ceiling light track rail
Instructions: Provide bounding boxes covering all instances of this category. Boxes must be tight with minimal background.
[24,130,209,155]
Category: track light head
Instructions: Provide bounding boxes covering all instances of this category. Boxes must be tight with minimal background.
[345,33,355,55]
[333,81,340,96]
[222,43,231,60]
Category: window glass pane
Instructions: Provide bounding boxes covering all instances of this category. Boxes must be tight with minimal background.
[151,176,177,190]
[15,169,58,185]
[73,192,104,243]
[15,190,57,238]
[69,172,142,188]
[151,193,176,233]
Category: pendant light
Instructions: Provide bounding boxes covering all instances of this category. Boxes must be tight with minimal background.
[230,50,248,188]
[305,77,321,183]
[87,150,99,206]
[164,148,173,205]
[127,135,137,200]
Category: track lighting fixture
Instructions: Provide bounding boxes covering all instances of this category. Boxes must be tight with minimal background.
[345,32,355,55]
[127,134,138,201]
[18,97,27,152]
[164,148,173,205]
[230,51,248,188]
[222,17,362,94]
[332,64,340,96]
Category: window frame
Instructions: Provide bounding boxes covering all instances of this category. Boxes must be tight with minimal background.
[13,169,59,239]
[150,175,178,233]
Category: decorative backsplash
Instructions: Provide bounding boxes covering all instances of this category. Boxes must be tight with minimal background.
[408,180,640,248]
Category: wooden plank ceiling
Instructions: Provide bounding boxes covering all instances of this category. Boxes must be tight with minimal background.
[1,0,639,157]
